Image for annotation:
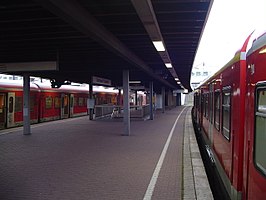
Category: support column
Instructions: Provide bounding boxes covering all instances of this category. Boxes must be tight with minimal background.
[89,83,94,120]
[123,70,130,136]
[149,81,154,120]
[23,74,31,135]
[162,86,165,113]
[118,89,122,114]
[135,90,138,110]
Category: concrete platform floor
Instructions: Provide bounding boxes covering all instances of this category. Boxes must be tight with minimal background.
[0,106,212,200]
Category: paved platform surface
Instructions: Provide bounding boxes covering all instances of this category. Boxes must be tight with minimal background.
[0,106,212,200]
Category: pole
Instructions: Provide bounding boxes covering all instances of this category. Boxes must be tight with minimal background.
[23,74,31,135]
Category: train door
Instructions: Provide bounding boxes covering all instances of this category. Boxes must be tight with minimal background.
[7,93,15,128]
[0,93,6,129]
[61,93,69,119]
[69,94,74,117]
[244,83,266,200]
[208,83,214,145]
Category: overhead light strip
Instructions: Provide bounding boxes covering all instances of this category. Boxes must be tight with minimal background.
[152,41,165,51]
[165,63,172,68]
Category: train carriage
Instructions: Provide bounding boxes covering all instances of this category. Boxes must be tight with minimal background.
[243,32,266,200]
[192,32,266,199]
[0,80,121,130]
[0,81,40,129]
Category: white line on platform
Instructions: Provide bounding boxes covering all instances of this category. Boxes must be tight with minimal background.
[143,107,187,200]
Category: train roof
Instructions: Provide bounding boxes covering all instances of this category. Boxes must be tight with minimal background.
[0,80,39,90]
[0,79,118,94]
[247,31,266,56]
[194,33,254,90]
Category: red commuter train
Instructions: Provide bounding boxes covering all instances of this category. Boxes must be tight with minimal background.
[0,80,118,130]
[193,31,266,199]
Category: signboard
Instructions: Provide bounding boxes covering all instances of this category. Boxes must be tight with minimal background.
[92,76,111,86]
[173,89,188,94]
[0,61,58,72]
[87,99,95,109]
[173,89,184,94]
[115,86,145,90]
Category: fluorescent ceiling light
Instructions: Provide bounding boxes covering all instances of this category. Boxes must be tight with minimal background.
[175,78,179,81]
[129,81,141,84]
[152,41,165,51]
[177,81,181,84]
[165,63,172,68]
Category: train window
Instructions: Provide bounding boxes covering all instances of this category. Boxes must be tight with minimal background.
[204,94,209,118]
[255,89,266,176]
[9,97,14,113]
[30,96,35,111]
[45,96,53,109]
[70,96,74,107]
[74,97,78,106]
[0,94,4,113]
[214,91,220,131]
[78,97,84,106]
[222,87,231,140]
[15,97,22,112]
[54,97,61,108]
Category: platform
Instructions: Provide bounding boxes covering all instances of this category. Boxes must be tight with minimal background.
[0,106,213,200]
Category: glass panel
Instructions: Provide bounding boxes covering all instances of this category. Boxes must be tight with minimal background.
[30,95,35,111]
[15,96,22,112]
[0,94,5,113]
[74,97,77,106]
[9,97,14,113]
[70,96,74,107]
[210,92,213,123]
[45,96,53,109]
[258,90,266,113]
[255,115,266,175]
[78,97,84,106]
[54,97,61,108]
[222,90,231,140]
[215,92,220,130]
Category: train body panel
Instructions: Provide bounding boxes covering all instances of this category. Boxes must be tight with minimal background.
[243,32,266,200]
[0,81,121,129]
[192,32,266,199]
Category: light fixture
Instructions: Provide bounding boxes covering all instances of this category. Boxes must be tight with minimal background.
[129,81,141,84]
[259,48,266,54]
[177,81,181,84]
[165,63,172,68]
[152,41,165,51]
[175,78,179,81]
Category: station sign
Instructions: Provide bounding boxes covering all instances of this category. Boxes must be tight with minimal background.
[0,61,58,72]
[173,89,184,94]
[92,76,111,86]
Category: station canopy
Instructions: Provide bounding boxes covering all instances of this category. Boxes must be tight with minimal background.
[0,0,213,92]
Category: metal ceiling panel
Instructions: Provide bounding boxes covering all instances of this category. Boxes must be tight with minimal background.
[0,0,213,92]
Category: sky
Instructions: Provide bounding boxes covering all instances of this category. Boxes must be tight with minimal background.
[193,0,266,74]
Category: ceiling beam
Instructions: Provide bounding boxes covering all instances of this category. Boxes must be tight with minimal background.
[34,0,175,89]
[131,0,181,88]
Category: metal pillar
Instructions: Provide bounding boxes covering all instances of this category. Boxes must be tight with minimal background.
[162,86,165,113]
[123,70,130,136]
[135,90,138,110]
[23,74,31,135]
[149,81,154,120]
[89,83,93,120]
[118,89,122,113]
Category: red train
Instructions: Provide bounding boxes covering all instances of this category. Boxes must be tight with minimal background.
[193,31,266,199]
[0,80,118,130]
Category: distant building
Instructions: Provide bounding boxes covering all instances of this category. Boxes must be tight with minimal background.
[190,63,214,90]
